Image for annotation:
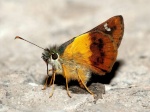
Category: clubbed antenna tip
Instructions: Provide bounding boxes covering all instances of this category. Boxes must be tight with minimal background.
[15,36,45,50]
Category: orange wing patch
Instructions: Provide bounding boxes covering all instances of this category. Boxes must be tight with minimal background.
[61,33,92,65]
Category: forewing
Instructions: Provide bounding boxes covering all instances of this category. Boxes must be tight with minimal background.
[59,15,124,75]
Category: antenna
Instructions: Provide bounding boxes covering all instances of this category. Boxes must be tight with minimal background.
[15,36,45,50]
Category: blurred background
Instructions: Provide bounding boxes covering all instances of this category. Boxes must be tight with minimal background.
[0,0,150,111]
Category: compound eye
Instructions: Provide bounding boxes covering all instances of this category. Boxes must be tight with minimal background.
[51,53,58,60]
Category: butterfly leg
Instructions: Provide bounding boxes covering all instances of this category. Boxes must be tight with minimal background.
[42,69,52,90]
[62,64,72,98]
[77,69,94,96]
[78,79,86,89]
[49,69,56,98]
[42,75,49,90]
[48,69,54,87]
[77,71,89,89]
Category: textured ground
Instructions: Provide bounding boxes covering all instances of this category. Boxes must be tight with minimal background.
[0,0,150,112]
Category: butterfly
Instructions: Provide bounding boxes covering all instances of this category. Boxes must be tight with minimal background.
[15,15,124,98]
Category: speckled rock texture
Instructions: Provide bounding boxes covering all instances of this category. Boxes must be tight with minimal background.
[0,0,150,112]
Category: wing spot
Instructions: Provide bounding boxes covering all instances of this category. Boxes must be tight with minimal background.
[104,23,111,32]
[98,39,104,49]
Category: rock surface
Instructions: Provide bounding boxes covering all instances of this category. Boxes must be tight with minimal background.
[0,0,150,112]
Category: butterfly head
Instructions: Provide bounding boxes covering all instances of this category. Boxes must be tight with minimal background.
[42,46,60,65]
